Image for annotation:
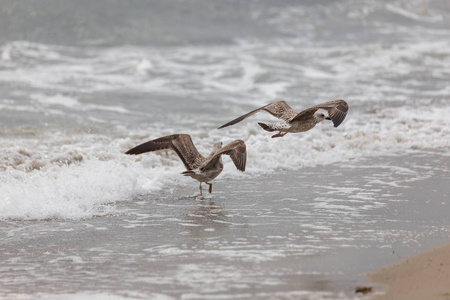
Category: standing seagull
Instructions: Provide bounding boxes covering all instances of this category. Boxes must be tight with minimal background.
[218,100,348,138]
[125,134,246,196]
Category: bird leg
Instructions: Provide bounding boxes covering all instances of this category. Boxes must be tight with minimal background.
[199,183,203,196]
[271,131,287,138]
[206,182,213,193]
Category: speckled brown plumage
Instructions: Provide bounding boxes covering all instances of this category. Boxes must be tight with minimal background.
[126,134,246,196]
[218,100,348,138]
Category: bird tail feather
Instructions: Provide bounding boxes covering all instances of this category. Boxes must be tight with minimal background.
[182,170,196,177]
[258,122,276,132]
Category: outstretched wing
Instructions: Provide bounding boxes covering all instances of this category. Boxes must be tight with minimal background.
[125,134,204,170]
[290,100,348,127]
[288,107,318,124]
[218,101,298,129]
[315,100,348,127]
[202,139,247,172]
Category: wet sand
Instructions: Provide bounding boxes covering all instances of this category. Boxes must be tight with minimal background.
[1,153,449,299]
[369,242,450,300]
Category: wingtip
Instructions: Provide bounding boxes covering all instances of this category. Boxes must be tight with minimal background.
[125,148,141,155]
[218,123,231,129]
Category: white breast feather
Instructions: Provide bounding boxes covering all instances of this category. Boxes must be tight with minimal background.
[270,121,291,130]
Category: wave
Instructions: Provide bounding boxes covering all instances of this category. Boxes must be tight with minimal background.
[1,38,450,102]
[1,97,448,221]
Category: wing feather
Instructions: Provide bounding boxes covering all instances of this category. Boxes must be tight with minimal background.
[202,140,246,172]
[125,135,176,155]
[290,100,348,127]
[312,100,348,127]
[125,134,204,170]
[218,101,297,129]
[288,107,318,123]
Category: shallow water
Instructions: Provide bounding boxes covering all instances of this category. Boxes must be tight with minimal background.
[1,154,449,299]
[1,0,450,299]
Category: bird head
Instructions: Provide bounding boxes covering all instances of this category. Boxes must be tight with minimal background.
[213,141,223,151]
[314,111,330,122]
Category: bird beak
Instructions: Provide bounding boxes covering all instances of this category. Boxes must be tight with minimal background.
[326,117,331,120]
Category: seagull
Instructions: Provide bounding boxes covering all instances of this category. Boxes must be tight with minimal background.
[125,134,246,196]
[218,100,348,138]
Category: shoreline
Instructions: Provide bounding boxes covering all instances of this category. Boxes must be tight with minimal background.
[369,242,450,300]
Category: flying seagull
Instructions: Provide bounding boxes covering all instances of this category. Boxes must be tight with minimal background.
[218,100,348,138]
[125,134,246,196]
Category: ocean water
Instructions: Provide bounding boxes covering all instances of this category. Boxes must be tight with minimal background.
[1,0,450,299]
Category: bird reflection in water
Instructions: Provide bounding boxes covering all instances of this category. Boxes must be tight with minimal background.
[181,200,229,238]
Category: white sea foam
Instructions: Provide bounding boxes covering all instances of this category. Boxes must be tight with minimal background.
[1,158,152,220]
[1,38,448,100]
[31,93,131,114]
[1,95,449,221]
[0,133,183,220]
[385,2,444,23]
[1,98,448,221]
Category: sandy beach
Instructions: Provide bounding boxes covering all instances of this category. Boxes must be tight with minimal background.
[370,242,450,300]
